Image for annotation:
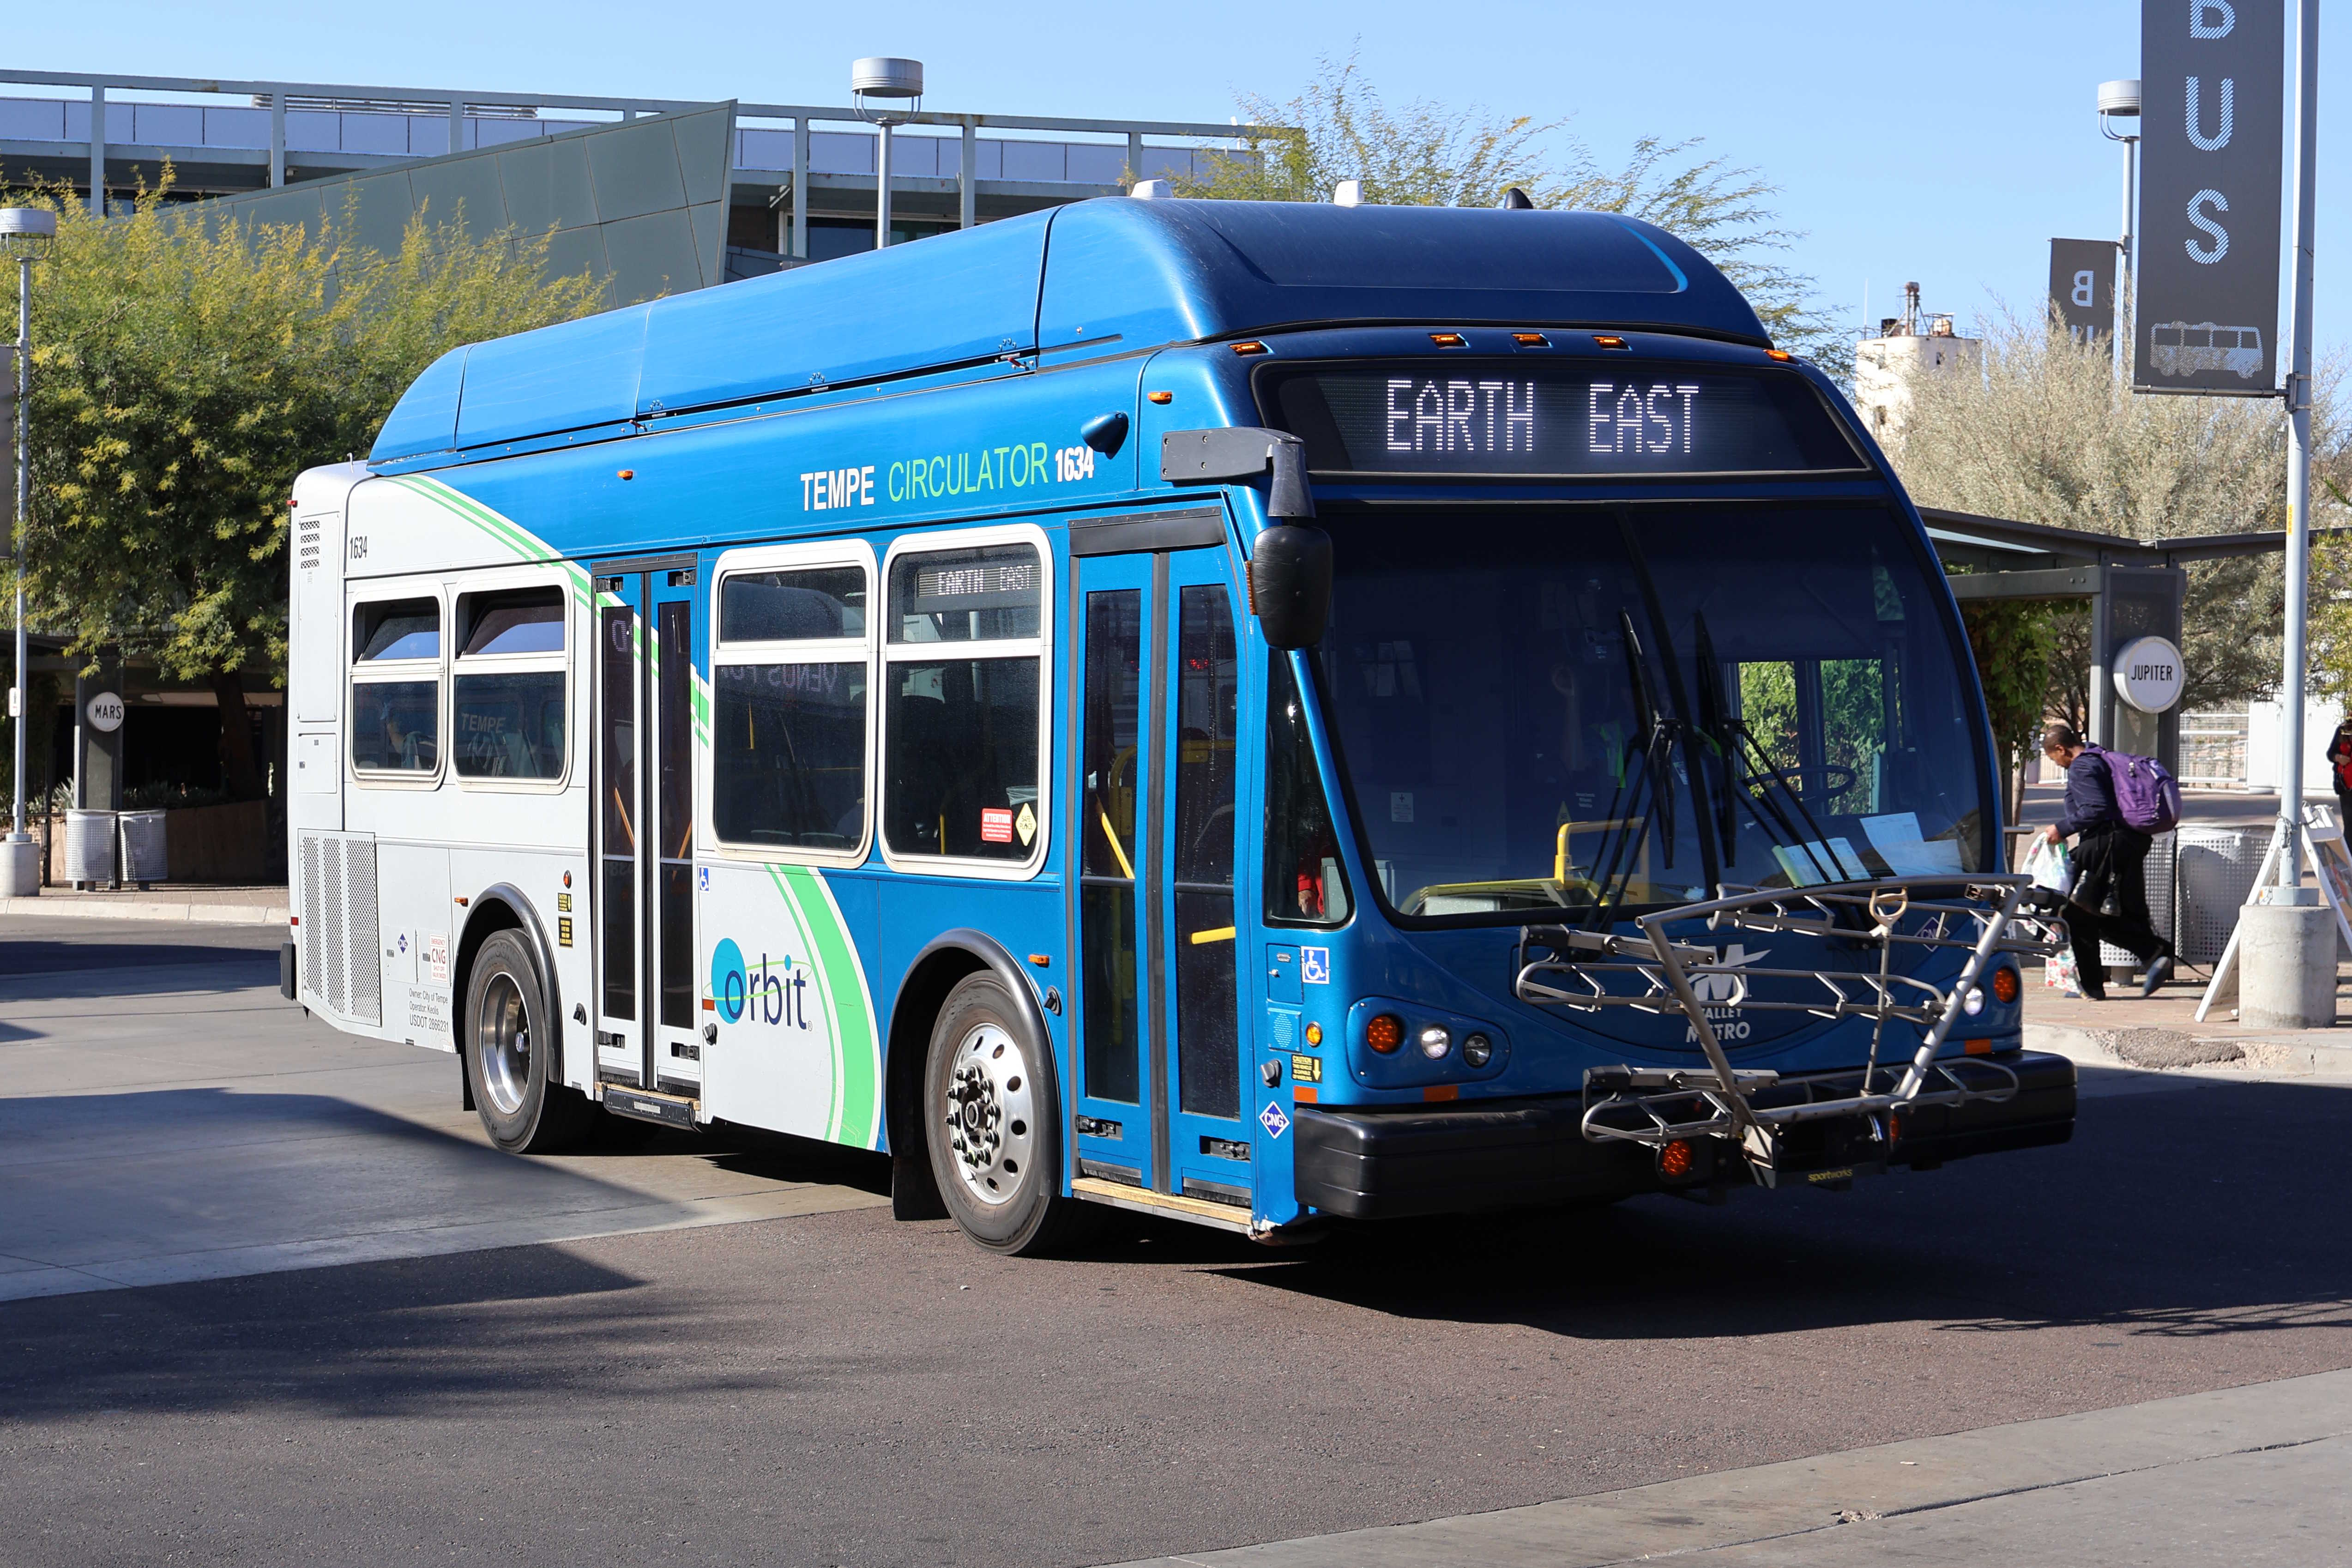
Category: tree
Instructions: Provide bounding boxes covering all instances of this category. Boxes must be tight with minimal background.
[1171,54,1851,376]
[0,184,603,799]
[1955,596,2058,824]
[1894,307,2346,722]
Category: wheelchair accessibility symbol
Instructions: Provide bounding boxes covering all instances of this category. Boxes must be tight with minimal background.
[1301,947,1330,985]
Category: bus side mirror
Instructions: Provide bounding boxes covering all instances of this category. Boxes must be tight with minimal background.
[1160,427,1317,519]
[1250,524,1332,650]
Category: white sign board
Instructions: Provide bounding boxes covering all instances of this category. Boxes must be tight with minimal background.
[84,692,126,733]
[2113,634,2184,713]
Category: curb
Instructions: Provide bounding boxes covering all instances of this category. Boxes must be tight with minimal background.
[0,895,288,927]
[2026,1019,2352,1075]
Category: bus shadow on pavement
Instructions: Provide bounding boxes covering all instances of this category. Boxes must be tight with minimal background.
[0,938,279,1003]
[0,1244,665,1424]
[0,1086,725,1299]
[1206,1074,2352,1344]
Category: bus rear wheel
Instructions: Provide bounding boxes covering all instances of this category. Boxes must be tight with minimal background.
[923,971,1092,1256]
[466,929,593,1154]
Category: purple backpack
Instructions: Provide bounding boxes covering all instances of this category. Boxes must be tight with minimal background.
[2092,745,2182,834]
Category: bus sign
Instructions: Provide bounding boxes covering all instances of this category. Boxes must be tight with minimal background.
[1262,365,1864,477]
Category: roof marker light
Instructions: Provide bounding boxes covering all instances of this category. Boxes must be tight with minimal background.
[1766,348,1793,361]
[1429,332,1467,348]
[1512,332,1549,347]
[1592,334,1629,350]
[618,469,635,480]
[1231,340,1268,356]
[1147,391,1173,404]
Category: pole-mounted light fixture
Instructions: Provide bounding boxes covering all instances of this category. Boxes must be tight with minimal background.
[1,205,55,896]
[851,57,924,254]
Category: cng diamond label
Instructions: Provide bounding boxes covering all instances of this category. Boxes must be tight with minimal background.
[1259,1101,1290,1139]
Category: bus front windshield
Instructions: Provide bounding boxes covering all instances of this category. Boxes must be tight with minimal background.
[1314,506,1990,923]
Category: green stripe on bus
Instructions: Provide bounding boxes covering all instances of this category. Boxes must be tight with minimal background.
[775,862,880,1147]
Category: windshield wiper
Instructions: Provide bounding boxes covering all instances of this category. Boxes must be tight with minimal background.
[1611,518,1725,897]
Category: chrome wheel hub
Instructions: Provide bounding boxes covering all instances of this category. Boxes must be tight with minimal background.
[942,1023,1035,1206]
[476,973,532,1117]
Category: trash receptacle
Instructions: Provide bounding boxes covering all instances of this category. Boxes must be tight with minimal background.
[65,809,117,889]
[119,809,168,890]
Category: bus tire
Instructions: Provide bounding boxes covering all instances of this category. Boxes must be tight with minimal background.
[923,971,1087,1255]
[465,929,593,1155]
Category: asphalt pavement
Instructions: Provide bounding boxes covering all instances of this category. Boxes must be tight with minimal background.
[4,912,2352,1567]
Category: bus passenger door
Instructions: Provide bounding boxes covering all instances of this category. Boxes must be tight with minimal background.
[592,562,705,1097]
[1068,543,1249,1206]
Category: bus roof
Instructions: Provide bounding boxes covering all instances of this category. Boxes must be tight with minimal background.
[369,198,1769,469]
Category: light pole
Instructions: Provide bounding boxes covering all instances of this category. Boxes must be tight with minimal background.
[851,57,924,253]
[0,206,54,899]
[2097,78,2140,374]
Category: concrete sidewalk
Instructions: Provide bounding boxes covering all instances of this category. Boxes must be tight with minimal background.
[2024,963,2352,1077]
[0,883,288,926]
[1109,1369,2352,1567]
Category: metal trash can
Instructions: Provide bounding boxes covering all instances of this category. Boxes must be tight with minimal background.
[118,809,168,889]
[2173,825,2268,965]
[64,809,118,889]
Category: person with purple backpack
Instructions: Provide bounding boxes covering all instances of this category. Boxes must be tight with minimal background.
[2039,721,2177,1001]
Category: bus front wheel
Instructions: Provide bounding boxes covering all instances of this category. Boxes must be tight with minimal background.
[465,929,594,1154]
[923,971,1090,1255]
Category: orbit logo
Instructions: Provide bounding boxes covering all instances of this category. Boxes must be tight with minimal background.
[710,937,813,1029]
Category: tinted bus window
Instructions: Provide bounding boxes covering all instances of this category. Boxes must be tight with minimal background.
[356,599,440,662]
[883,541,1043,862]
[452,672,565,779]
[723,567,867,641]
[351,681,440,772]
[1265,656,1350,926]
[462,588,565,656]
[713,663,869,850]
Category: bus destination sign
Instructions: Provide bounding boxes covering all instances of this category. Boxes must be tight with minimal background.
[1262,364,1863,477]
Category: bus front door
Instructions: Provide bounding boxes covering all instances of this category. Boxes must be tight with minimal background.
[1070,543,1249,1208]
[592,561,705,1098]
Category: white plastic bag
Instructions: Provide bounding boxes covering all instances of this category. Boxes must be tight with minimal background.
[2023,835,2071,895]
[2043,939,2081,996]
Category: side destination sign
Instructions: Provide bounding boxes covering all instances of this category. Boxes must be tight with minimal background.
[803,437,1102,512]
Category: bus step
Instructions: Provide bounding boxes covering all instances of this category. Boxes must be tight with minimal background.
[1071,1176,1254,1234]
[603,1086,698,1130]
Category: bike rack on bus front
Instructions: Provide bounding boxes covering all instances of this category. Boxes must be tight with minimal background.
[1512,874,2066,1183]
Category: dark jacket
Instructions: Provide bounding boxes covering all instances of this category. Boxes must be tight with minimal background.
[2052,748,2125,839]
[2328,728,2352,788]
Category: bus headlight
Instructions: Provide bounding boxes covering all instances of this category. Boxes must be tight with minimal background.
[1462,1032,1493,1067]
[1962,987,1985,1016]
[1417,1025,1452,1059]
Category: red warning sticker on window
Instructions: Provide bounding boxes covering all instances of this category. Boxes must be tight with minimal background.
[980,807,1015,844]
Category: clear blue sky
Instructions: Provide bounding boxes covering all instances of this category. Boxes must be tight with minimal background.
[17,0,2346,356]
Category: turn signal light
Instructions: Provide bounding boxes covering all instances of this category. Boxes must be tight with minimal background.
[1765,348,1793,361]
[1990,965,2021,1005]
[1303,1022,1323,1047]
[1659,1139,1695,1179]
[1366,1013,1405,1054]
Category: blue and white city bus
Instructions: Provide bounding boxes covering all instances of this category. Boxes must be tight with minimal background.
[283,195,2075,1254]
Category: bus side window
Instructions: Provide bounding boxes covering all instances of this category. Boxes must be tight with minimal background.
[1265,655,1350,926]
[350,596,443,778]
[881,539,1046,865]
[711,561,873,853]
[451,585,567,783]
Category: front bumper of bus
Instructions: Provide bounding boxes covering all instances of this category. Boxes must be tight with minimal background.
[1290,1050,2076,1221]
